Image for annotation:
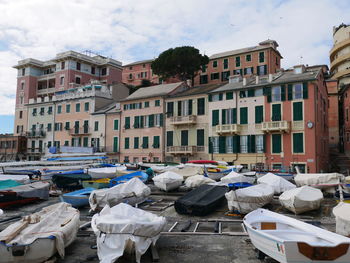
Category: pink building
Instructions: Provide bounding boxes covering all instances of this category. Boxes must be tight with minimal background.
[122,59,160,86]
[119,82,189,163]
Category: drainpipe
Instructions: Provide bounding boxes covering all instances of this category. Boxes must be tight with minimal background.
[162,97,166,162]
[232,89,239,164]
[119,111,122,163]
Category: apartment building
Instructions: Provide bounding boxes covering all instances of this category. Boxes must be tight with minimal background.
[208,65,329,173]
[330,24,350,85]
[194,40,282,86]
[119,82,189,163]
[122,59,160,86]
[13,51,123,136]
[104,103,122,161]
[164,83,223,163]
[0,134,27,162]
[339,84,350,156]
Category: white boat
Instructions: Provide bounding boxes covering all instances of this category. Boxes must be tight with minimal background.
[0,202,80,263]
[184,175,215,188]
[152,171,183,191]
[87,167,118,179]
[220,171,255,184]
[225,184,274,214]
[279,186,323,214]
[257,172,296,195]
[333,202,350,237]
[0,174,30,184]
[294,167,344,189]
[168,166,203,179]
[244,208,350,262]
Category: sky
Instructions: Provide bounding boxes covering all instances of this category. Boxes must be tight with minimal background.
[0,0,349,133]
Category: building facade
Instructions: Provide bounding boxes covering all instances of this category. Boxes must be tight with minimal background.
[326,79,340,150]
[122,59,160,86]
[330,24,350,85]
[104,104,122,162]
[339,84,350,156]
[0,134,27,162]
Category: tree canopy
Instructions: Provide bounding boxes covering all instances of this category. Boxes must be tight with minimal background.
[151,46,209,81]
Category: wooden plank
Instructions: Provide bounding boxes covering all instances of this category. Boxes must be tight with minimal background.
[1,221,28,243]
[161,231,248,236]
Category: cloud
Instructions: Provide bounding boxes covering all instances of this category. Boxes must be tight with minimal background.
[0,0,349,115]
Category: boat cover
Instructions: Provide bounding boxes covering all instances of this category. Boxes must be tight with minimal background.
[220,171,255,184]
[257,172,296,194]
[0,180,22,190]
[294,172,344,187]
[175,185,229,216]
[88,167,117,179]
[184,175,215,188]
[91,203,166,263]
[0,174,30,184]
[0,202,80,258]
[225,184,274,214]
[2,181,50,199]
[152,171,183,191]
[168,166,203,178]
[89,178,151,211]
[279,186,323,214]
[333,202,350,236]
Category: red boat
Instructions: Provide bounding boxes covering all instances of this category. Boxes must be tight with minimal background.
[187,160,218,165]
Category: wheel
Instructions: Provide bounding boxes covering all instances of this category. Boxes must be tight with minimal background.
[256,249,266,260]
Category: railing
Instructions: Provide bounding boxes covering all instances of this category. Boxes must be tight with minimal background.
[69,127,91,135]
[255,123,263,130]
[27,148,44,154]
[216,124,241,134]
[166,146,198,155]
[37,87,56,95]
[26,130,46,138]
[169,115,197,125]
[261,121,290,133]
[292,121,304,130]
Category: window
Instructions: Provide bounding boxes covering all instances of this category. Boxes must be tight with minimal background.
[155,113,163,127]
[66,104,70,113]
[114,119,119,130]
[47,123,52,132]
[21,82,24,90]
[129,66,133,70]
[246,54,251,62]
[65,122,70,130]
[125,117,130,129]
[271,86,281,102]
[143,63,146,68]
[178,100,192,116]
[240,135,248,153]
[91,67,95,74]
[75,76,81,84]
[40,107,45,115]
[54,123,62,131]
[222,108,237,124]
[142,137,149,148]
[61,62,65,70]
[248,89,255,97]
[134,137,139,149]
[223,58,229,69]
[210,73,219,80]
[76,62,81,70]
[125,137,130,149]
[57,105,62,114]
[272,134,282,153]
[197,129,204,146]
[211,137,219,153]
[255,88,263,96]
[293,133,304,153]
[32,108,37,116]
[83,137,89,147]
[201,65,207,73]
[212,110,219,126]
[166,131,173,147]
[271,104,281,121]
[256,135,264,153]
[113,137,118,152]
[167,102,174,117]
[76,103,80,112]
[221,71,230,81]
[259,52,265,63]
[197,98,205,115]
[144,101,149,108]
[60,76,64,86]
[20,96,24,104]
[293,83,303,99]
[94,121,99,131]
[155,100,160,107]
[240,107,248,124]
[48,106,53,115]
[101,67,107,75]
[19,111,23,119]
[153,136,160,148]
[200,75,208,84]
[22,68,25,76]
[257,65,267,75]
[235,56,240,67]
[210,93,223,102]
[226,136,233,153]
[293,102,303,121]
[234,69,243,75]
[213,60,218,68]
[84,102,89,112]
[226,92,233,100]
[244,67,254,75]
[255,105,263,123]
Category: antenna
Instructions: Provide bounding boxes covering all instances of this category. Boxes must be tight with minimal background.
[300,55,303,64]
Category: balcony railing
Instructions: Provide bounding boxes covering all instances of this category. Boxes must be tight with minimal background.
[166,146,198,155]
[26,130,46,138]
[169,115,197,125]
[292,121,304,130]
[261,121,290,133]
[69,127,91,136]
[28,148,44,154]
[216,124,241,134]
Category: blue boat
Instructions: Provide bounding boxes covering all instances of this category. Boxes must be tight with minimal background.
[228,182,253,190]
[109,171,148,187]
[60,187,95,208]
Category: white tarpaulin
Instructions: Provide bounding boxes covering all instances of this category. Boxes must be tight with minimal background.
[225,184,274,214]
[294,172,344,188]
[0,174,30,184]
[169,166,203,178]
[220,171,255,184]
[92,203,166,263]
[185,175,215,188]
[257,172,296,194]
[0,203,79,258]
[279,186,323,214]
[89,178,151,211]
[152,171,183,191]
[333,202,350,237]
[88,167,117,179]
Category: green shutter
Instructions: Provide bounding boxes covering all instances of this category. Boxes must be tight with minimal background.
[188,100,193,115]
[197,129,204,146]
[248,89,255,97]
[212,110,219,126]
[272,134,281,153]
[134,137,139,149]
[293,133,304,153]
[167,102,174,116]
[264,65,267,74]
[142,137,149,148]
[240,107,248,124]
[149,114,154,127]
[272,104,281,121]
[293,102,303,121]
[303,82,308,99]
[266,87,272,103]
[233,135,240,153]
[219,93,223,101]
[287,84,293,100]
[159,114,164,126]
[208,94,212,102]
[208,137,213,154]
[232,108,237,124]
[83,137,88,147]
[222,109,226,125]
[263,134,266,153]
[125,117,130,129]
[140,116,144,128]
[255,106,263,124]
[197,98,205,115]
[134,116,139,128]
[114,120,119,130]
[248,135,256,153]
[153,136,160,148]
[167,131,173,147]
[177,101,182,116]
[219,136,226,153]
[281,85,286,101]
[125,137,129,149]
[181,130,188,146]
[226,92,233,100]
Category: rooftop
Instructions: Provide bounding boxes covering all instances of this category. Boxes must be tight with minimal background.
[168,83,226,98]
[123,59,155,67]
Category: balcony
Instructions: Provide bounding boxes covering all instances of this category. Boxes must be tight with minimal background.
[166,146,198,155]
[28,148,44,155]
[216,124,241,134]
[37,87,56,95]
[169,115,197,125]
[26,130,46,138]
[261,121,290,133]
[69,127,91,136]
[292,121,304,130]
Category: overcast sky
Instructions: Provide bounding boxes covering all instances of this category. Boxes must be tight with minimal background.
[0,0,349,132]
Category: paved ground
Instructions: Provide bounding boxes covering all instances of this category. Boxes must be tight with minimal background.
[0,188,338,263]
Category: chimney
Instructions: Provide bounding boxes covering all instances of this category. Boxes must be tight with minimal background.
[243,78,247,86]
[255,76,259,84]
[268,74,273,83]
[186,79,192,87]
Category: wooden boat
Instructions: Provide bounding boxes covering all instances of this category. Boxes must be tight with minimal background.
[109,171,148,187]
[244,208,350,262]
[205,168,232,181]
[87,167,118,179]
[228,182,253,190]
[187,160,218,165]
[0,181,50,208]
[82,178,110,189]
[333,202,350,237]
[152,171,183,191]
[60,188,95,208]
[0,202,80,263]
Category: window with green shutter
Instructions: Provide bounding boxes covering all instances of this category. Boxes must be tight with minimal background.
[125,117,130,129]
[219,136,226,153]
[213,60,218,68]
[94,121,99,131]
[149,114,154,127]
[221,109,226,125]
[197,129,204,146]
[167,131,173,147]
[144,101,149,108]
[84,102,89,112]
[226,92,233,100]
[57,105,62,114]
[76,103,80,112]
[114,120,119,130]
[255,106,263,123]
[212,110,219,126]
[142,136,149,148]
[134,137,139,149]
[232,135,240,153]
[188,99,193,115]
[248,89,255,97]
[66,104,70,113]
[235,56,240,67]
[181,130,188,146]
[246,54,251,61]
[272,104,281,121]
[287,84,293,100]
[83,137,88,147]
[302,82,308,99]
[259,52,265,63]
[125,137,130,149]
[232,108,237,124]
[155,100,160,107]
[293,102,303,121]
[153,136,160,148]
[272,134,282,153]
[240,107,248,124]
[64,122,70,130]
[247,135,256,153]
[134,116,139,128]
[113,137,118,152]
[293,133,304,153]
[197,98,205,115]
[281,85,286,101]
[223,58,228,69]
[167,102,174,117]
